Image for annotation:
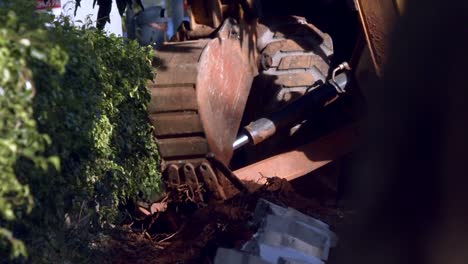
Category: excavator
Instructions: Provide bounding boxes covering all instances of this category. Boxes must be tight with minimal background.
[128,0,402,204]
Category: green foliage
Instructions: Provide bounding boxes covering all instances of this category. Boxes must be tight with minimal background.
[0,0,161,261]
[0,4,58,260]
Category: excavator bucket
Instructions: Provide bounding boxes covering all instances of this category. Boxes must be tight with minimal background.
[147,19,257,175]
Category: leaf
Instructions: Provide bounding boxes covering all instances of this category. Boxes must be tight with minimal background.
[48,156,61,171]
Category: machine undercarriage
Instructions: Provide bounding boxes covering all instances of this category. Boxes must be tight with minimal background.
[129,0,395,209]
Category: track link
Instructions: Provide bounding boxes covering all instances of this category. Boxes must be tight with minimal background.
[256,16,334,111]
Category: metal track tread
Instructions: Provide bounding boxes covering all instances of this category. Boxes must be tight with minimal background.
[256,16,334,113]
[149,40,210,166]
[147,17,335,202]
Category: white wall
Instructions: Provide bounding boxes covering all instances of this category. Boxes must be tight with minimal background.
[61,0,123,36]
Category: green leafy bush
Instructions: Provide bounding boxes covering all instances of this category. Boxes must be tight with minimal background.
[0,1,161,261]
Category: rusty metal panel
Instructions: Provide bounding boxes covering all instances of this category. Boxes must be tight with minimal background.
[274,72,317,88]
[162,158,208,170]
[157,137,209,158]
[148,86,198,113]
[189,0,223,28]
[196,19,256,164]
[274,24,314,38]
[263,39,312,54]
[262,39,331,77]
[154,66,199,85]
[182,163,203,202]
[199,162,227,200]
[278,55,313,70]
[154,40,208,85]
[274,23,333,51]
[166,164,181,187]
[150,112,204,136]
[356,0,399,76]
[234,124,359,189]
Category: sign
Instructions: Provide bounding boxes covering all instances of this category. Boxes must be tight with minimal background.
[36,0,61,10]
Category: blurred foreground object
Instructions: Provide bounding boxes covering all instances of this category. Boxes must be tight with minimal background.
[335,0,468,263]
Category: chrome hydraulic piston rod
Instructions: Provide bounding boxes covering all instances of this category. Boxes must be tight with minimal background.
[233,70,350,150]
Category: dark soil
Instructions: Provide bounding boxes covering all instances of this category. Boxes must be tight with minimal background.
[93,177,345,264]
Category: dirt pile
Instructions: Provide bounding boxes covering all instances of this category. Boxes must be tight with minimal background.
[94,177,344,264]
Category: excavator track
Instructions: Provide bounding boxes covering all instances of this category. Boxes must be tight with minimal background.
[147,17,334,202]
[148,40,216,202]
[148,40,210,166]
[147,19,257,201]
